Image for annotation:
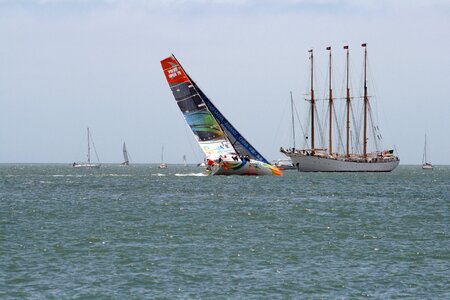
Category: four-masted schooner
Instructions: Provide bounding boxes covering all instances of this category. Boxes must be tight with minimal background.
[281,44,399,172]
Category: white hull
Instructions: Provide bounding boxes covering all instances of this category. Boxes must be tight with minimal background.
[158,163,168,169]
[286,153,399,172]
[73,163,101,169]
[208,158,282,176]
[422,164,433,170]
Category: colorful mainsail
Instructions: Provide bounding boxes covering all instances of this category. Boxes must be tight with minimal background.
[161,55,268,163]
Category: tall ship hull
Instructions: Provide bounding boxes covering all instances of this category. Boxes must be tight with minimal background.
[284,152,399,172]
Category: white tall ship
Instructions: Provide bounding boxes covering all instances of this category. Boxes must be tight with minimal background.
[73,127,101,169]
[281,44,399,172]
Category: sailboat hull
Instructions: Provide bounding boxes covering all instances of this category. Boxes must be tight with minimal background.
[208,159,282,176]
[73,163,101,169]
[286,153,399,172]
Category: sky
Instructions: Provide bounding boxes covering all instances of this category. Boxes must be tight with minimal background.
[0,0,449,164]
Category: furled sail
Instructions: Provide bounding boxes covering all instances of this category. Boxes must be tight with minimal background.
[160,55,269,163]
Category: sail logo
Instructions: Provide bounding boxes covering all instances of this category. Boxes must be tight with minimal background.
[168,67,182,79]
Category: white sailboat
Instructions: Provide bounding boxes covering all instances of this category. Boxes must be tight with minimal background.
[422,134,433,170]
[281,44,399,172]
[121,142,130,166]
[182,154,187,167]
[158,144,168,169]
[73,127,101,168]
[161,55,282,176]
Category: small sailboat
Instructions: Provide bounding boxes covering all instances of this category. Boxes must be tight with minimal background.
[422,134,433,170]
[73,127,101,168]
[281,44,399,172]
[158,144,168,169]
[121,142,130,166]
[182,154,187,167]
[160,55,282,176]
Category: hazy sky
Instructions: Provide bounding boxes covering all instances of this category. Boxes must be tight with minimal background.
[1,0,449,164]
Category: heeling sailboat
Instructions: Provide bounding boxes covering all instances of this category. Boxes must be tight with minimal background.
[160,55,282,176]
[422,134,433,169]
[73,127,101,169]
[121,142,130,166]
[281,44,399,172]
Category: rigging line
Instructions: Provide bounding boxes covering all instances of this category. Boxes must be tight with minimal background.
[293,100,307,148]
[314,104,326,150]
[367,101,380,152]
[350,103,361,154]
[271,94,290,153]
[332,105,345,154]
[89,130,100,163]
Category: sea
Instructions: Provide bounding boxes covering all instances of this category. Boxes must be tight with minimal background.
[1,164,449,299]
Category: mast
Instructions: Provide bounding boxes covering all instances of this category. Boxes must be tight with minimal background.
[87,127,91,164]
[161,144,164,164]
[290,91,296,149]
[309,49,315,154]
[362,43,368,159]
[327,46,333,155]
[423,134,427,164]
[344,45,350,158]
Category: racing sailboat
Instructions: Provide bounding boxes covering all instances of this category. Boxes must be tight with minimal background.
[160,55,282,176]
[73,127,101,169]
[281,44,399,172]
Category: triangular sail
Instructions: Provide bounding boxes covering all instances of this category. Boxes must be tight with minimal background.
[122,142,129,164]
[161,56,236,160]
[161,55,268,163]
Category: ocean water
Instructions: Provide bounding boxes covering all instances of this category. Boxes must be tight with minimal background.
[0,164,449,299]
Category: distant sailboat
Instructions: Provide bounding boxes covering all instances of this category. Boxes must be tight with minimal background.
[121,142,130,166]
[160,55,282,176]
[422,134,433,170]
[158,144,168,169]
[73,127,101,168]
[182,154,187,167]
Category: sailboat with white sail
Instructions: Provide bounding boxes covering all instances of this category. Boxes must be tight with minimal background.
[160,55,282,176]
[73,127,101,168]
[182,154,187,167]
[121,142,130,166]
[158,144,168,169]
[281,44,399,172]
[422,134,433,170]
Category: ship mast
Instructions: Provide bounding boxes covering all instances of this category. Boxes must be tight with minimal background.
[290,91,296,149]
[362,43,368,159]
[87,127,91,164]
[309,49,315,154]
[344,45,350,158]
[327,46,333,155]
